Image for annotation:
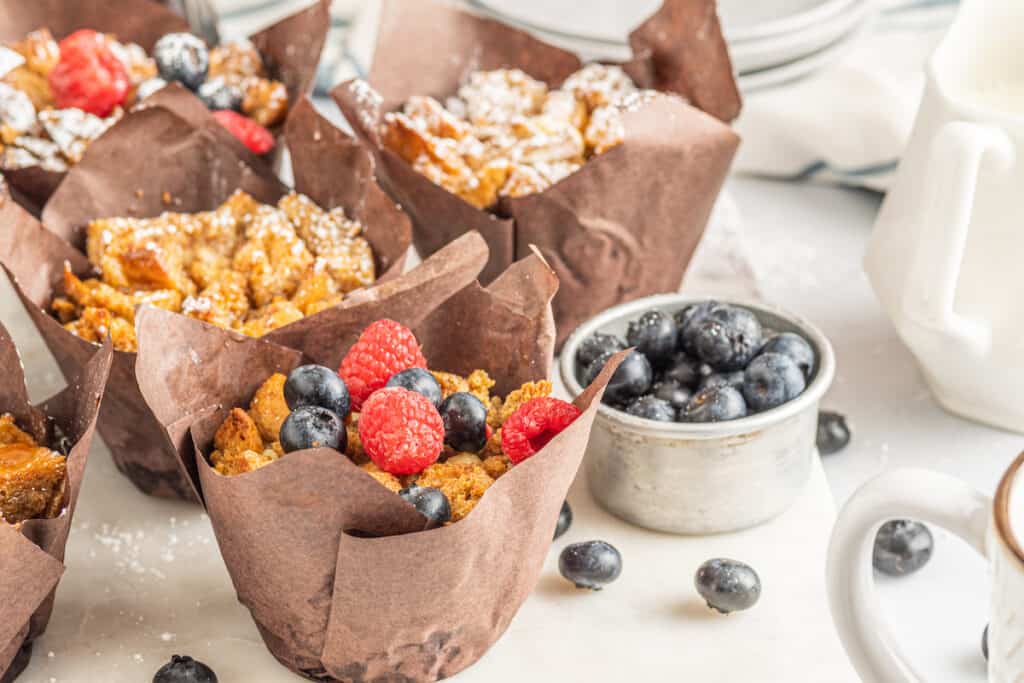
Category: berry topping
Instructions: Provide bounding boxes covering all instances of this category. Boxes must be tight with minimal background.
[600,350,653,406]
[817,410,851,455]
[576,332,626,369]
[742,352,806,412]
[695,559,761,614]
[279,406,345,454]
[873,520,933,576]
[626,309,678,367]
[198,77,243,111]
[153,654,218,683]
[624,395,675,422]
[49,29,129,116]
[153,32,209,91]
[439,392,488,452]
[692,304,764,371]
[559,540,623,590]
[359,388,443,475]
[340,319,427,411]
[759,332,816,379]
[501,396,582,464]
[284,364,350,420]
[212,109,275,155]
[679,385,747,423]
[398,485,452,527]
[386,367,442,408]
[651,380,691,411]
[554,500,572,540]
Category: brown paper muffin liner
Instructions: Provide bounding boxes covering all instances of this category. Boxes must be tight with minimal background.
[0,101,469,502]
[0,0,330,210]
[0,323,112,681]
[333,0,742,348]
[135,251,623,682]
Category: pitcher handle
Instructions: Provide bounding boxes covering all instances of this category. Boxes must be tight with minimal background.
[827,469,991,682]
[900,121,1015,356]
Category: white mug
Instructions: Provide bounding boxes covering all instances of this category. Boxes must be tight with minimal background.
[864,0,1024,432]
[827,454,1024,682]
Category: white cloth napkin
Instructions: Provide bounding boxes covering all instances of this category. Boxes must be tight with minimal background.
[733,0,957,191]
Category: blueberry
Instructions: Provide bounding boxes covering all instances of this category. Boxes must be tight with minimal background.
[983,624,989,661]
[284,365,351,419]
[817,410,851,455]
[742,352,806,412]
[661,351,704,389]
[153,32,209,91]
[439,392,488,452]
[601,350,653,406]
[624,395,675,422]
[679,385,747,423]
[692,304,764,371]
[760,332,816,379]
[676,301,718,354]
[651,380,691,411]
[700,370,745,393]
[197,77,243,111]
[577,332,626,369]
[626,310,678,367]
[153,655,217,683]
[554,500,572,540]
[559,540,622,590]
[279,406,345,453]
[873,520,933,576]
[387,368,442,408]
[580,350,613,388]
[136,77,168,101]
[695,559,761,614]
[399,485,452,527]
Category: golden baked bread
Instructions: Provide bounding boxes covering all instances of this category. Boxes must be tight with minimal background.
[0,413,67,524]
[53,191,376,352]
[380,64,657,208]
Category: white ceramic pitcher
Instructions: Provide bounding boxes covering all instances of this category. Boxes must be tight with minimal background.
[865,0,1024,432]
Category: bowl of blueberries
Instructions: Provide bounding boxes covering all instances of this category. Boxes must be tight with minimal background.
[560,295,835,535]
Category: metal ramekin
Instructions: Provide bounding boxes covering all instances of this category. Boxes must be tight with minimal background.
[560,294,836,535]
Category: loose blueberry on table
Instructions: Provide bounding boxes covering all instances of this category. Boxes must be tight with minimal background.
[872,520,933,576]
[153,654,217,683]
[982,624,989,661]
[554,500,573,540]
[576,301,816,424]
[559,540,623,590]
[816,410,851,455]
[695,558,762,614]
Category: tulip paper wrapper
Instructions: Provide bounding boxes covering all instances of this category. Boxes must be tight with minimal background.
[334,0,742,346]
[0,0,330,211]
[0,324,111,682]
[0,99,454,501]
[133,252,620,683]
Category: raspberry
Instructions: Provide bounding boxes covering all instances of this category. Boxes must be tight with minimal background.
[49,30,129,117]
[501,397,582,464]
[340,319,427,411]
[212,110,275,155]
[359,388,443,475]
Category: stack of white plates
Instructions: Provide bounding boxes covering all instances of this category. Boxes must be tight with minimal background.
[469,0,878,92]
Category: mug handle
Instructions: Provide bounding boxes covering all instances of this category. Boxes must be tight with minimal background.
[827,469,991,682]
[900,121,1015,357]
